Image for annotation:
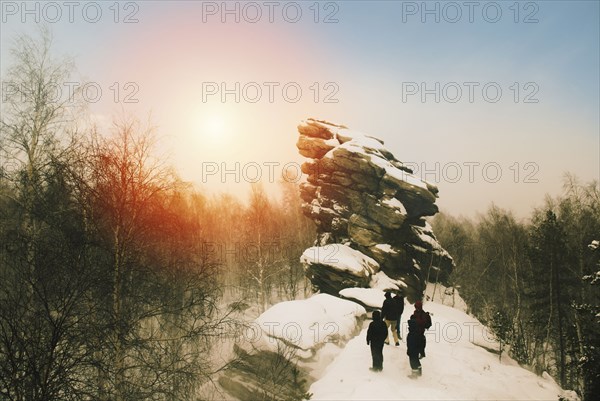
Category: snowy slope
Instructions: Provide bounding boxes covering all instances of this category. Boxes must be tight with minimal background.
[309,286,574,401]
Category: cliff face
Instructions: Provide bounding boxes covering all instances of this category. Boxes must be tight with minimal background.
[296,119,453,302]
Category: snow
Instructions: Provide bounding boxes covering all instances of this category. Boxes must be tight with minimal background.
[367,151,432,191]
[381,197,407,214]
[370,271,408,291]
[253,294,366,356]
[583,270,600,285]
[324,138,341,147]
[309,200,340,219]
[555,389,580,401]
[338,129,385,148]
[374,243,397,254]
[321,131,436,195]
[338,273,408,309]
[324,138,377,161]
[308,286,573,401]
[331,201,348,214]
[301,244,380,277]
[382,160,429,190]
[329,126,385,148]
[411,224,452,259]
[339,288,386,309]
[301,118,437,196]
[424,284,469,314]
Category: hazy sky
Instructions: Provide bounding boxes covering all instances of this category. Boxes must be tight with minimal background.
[1,1,598,218]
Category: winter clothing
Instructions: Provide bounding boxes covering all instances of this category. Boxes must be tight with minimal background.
[394,294,405,316]
[406,317,422,376]
[381,292,402,321]
[367,310,388,371]
[411,301,432,358]
[384,319,399,345]
[393,294,405,338]
[382,292,402,344]
[370,342,385,371]
[406,318,422,357]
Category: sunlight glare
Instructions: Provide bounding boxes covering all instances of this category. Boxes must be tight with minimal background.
[203,113,227,141]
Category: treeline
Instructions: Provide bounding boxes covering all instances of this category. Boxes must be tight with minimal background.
[431,176,600,400]
[193,180,314,311]
[0,30,313,400]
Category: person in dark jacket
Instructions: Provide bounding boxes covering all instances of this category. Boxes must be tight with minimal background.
[393,294,405,339]
[410,300,432,358]
[381,292,401,345]
[406,317,422,377]
[366,310,388,371]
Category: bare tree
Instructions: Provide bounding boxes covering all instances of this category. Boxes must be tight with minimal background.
[0,28,93,401]
[71,118,233,400]
[243,184,284,312]
[1,25,82,204]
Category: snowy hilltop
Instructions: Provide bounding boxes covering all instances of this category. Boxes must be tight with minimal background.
[308,285,577,400]
[217,285,577,400]
[296,119,453,302]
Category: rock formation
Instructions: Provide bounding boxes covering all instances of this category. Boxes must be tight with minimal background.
[218,294,365,400]
[297,118,453,302]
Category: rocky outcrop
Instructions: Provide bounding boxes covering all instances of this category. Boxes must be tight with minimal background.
[297,119,453,302]
[218,295,366,400]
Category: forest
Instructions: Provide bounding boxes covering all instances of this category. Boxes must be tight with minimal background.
[432,177,600,400]
[0,30,316,400]
[1,31,598,401]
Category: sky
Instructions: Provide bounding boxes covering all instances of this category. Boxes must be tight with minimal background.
[1,0,599,218]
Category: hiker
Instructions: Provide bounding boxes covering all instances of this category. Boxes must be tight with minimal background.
[406,317,422,377]
[410,300,432,358]
[393,293,405,339]
[381,292,402,346]
[366,310,388,371]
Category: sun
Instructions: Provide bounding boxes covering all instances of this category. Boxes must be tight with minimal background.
[189,107,233,147]
[188,104,245,149]
[201,113,228,142]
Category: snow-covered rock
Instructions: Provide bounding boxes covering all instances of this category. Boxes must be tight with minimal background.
[297,118,453,301]
[301,244,380,294]
[254,294,366,359]
[338,271,410,310]
[218,294,367,400]
[339,288,386,309]
[301,244,379,278]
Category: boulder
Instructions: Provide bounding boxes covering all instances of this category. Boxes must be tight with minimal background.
[219,294,365,400]
[296,118,454,302]
[297,135,338,159]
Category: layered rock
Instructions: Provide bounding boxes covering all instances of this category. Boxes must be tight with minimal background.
[297,119,453,302]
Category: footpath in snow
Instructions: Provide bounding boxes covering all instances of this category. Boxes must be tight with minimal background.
[309,287,573,401]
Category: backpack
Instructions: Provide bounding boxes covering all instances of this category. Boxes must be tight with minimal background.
[424,312,432,329]
[414,310,432,331]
